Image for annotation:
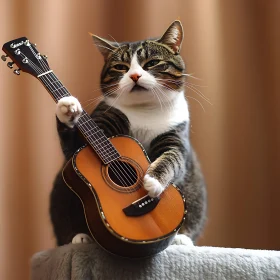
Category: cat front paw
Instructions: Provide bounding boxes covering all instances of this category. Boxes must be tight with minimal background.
[143,174,164,197]
[172,234,194,246]
[72,233,93,244]
[56,96,82,128]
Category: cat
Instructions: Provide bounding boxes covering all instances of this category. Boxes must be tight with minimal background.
[50,20,207,247]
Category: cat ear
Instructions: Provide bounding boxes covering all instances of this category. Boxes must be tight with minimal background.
[90,33,117,60]
[157,20,184,54]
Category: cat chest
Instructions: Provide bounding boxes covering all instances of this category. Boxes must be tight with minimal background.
[130,124,168,151]
[127,114,173,151]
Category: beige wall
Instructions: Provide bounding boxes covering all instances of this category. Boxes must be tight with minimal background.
[0,1,279,279]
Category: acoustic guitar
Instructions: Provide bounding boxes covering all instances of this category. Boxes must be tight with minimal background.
[2,37,186,258]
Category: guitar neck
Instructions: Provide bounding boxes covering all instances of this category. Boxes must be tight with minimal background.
[37,71,120,164]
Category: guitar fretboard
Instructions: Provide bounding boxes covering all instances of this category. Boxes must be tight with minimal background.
[38,72,120,164]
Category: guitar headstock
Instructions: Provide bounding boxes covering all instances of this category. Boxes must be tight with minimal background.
[1,37,50,77]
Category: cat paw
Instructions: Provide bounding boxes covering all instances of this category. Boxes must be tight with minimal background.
[56,96,82,128]
[172,234,194,246]
[143,174,164,197]
[72,233,93,244]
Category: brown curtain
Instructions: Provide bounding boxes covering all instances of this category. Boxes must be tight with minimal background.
[0,1,279,279]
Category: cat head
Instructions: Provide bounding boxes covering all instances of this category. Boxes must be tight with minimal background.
[92,20,185,107]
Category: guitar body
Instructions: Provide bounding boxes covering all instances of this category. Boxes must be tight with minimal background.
[1,38,186,258]
[62,135,186,258]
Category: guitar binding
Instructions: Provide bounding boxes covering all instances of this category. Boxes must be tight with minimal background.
[102,156,144,193]
[71,139,187,244]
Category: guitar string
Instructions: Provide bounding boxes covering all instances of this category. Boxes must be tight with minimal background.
[22,53,134,189]
[18,52,181,224]
[38,71,118,157]
[27,51,135,182]
[22,52,160,197]
[34,56,168,201]
[30,53,140,190]
[37,69,137,189]
[25,52,183,223]
[24,51,176,205]
[39,74,133,188]
[41,76,131,188]
[23,54,138,183]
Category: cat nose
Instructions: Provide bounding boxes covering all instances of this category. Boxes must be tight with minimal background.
[130,73,142,82]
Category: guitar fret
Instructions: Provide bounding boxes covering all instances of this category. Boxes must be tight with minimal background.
[77,114,120,161]
[87,134,108,144]
[79,113,89,121]
[96,150,117,162]
[87,137,116,154]
[96,150,118,163]
[99,153,119,164]
[83,127,100,136]
[83,129,111,144]
[78,119,94,126]
[89,139,115,152]
[79,123,114,145]
[51,80,62,85]
[38,72,120,164]
[51,86,65,92]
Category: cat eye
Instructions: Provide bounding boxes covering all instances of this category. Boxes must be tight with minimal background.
[114,64,129,71]
[144,60,160,68]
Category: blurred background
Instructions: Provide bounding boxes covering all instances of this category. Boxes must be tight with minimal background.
[0,0,279,279]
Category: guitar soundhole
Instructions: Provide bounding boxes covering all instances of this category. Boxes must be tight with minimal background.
[108,161,138,187]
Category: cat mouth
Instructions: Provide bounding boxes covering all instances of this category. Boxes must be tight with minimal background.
[130,85,148,92]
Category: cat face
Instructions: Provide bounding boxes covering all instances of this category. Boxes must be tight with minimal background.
[92,21,185,106]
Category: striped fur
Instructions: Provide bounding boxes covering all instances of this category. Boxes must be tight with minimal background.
[50,21,207,246]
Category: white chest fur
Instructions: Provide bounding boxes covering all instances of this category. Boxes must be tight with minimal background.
[106,91,189,151]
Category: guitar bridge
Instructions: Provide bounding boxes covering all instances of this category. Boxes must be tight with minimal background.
[122,195,160,217]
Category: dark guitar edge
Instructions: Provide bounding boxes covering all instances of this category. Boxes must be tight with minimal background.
[72,135,186,244]
[71,134,187,244]
[62,163,175,258]
[62,154,175,258]
[62,135,187,258]
[1,38,186,257]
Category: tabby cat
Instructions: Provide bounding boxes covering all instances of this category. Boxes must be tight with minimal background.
[50,20,207,246]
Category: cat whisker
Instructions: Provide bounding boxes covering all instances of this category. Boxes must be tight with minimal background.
[158,81,209,110]
[181,73,202,80]
[94,44,115,52]
[186,96,206,112]
[157,83,180,111]
[82,95,107,109]
[89,82,121,94]
[108,34,120,48]
[185,81,208,88]
[151,88,164,112]
[185,84,213,105]
[100,82,121,89]
[104,89,124,113]
[82,87,121,109]
[154,84,175,112]
[91,86,120,99]
[157,77,208,89]
[155,78,212,104]
[156,89,172,112]
[155,78,185,91]
[82,96,103,107]
[156,82,175,93]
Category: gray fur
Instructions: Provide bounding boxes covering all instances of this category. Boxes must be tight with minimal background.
[50,21,207,246]
[31,243,280,280]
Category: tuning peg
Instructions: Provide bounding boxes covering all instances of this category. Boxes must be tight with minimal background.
[42,54,48,60]
[1,54,8,61]
[7,61,14,68]
[13,68,21,75]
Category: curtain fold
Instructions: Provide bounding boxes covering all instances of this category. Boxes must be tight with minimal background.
[0,1,279,279]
